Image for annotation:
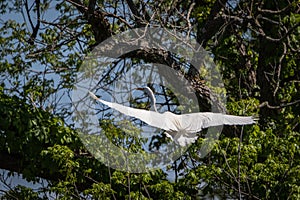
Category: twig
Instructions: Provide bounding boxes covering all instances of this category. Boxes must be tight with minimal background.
[259,99,300,109]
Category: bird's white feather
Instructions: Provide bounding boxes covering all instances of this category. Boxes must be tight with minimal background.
[179,112,255,133]
[89,91,256,146]
[89,92,178,131]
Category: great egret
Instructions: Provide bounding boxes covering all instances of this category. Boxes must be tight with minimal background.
[89,87,256,146]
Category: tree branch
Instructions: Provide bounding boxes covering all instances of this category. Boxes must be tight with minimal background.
[259,99,300,109]
[196,0,228,47]
[26,0,41,45]
[66,0,112,44]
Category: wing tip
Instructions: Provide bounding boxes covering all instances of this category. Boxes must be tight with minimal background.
[88,91,98,100]
[251,114,259,123]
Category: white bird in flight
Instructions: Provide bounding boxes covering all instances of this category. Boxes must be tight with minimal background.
[89,87,256,146]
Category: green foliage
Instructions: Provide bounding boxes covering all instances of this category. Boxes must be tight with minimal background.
[194,0,216,26]
[227,97,260,116]
[84,182,115,199]
[0,185,45,200]
[0,0,299,199]
[149,180,188,199]
[0,89,79,157]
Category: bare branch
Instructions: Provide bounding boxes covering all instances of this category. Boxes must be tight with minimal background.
[258,4,292,14]
[259,99,300,109]
[125,0,144,26]
[26,0,41,44]
[66,0,111,44]
[196,0,228,46]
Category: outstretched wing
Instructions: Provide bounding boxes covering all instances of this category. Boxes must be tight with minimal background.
[89,92,255,135]
[179,112,256,133]
[89,92,179,131]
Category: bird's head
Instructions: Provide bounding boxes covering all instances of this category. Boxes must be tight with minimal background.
[135,87,144,92]
[134,87,155,99]
[135,86,152,92]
